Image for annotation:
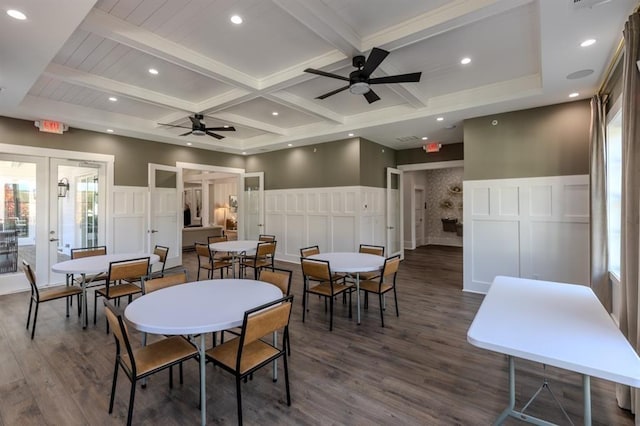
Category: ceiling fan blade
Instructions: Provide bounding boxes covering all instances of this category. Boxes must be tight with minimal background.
[369,72,422,85]
[205,126,236,131]
[188,116,202,127]
[179,130,193,136]
[364,89,380,104]
[158,123,191,129]
[206,131,225,139]
[316,85,350,100]
[304,68,350,81]
[361,47,389,78]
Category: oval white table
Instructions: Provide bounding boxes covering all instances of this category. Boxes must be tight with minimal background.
[51,253,159,328]
[124,279,282,426]
[209,240,260,277]
[307,252,384,324]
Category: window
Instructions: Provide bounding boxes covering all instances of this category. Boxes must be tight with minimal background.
[606,107,622,278]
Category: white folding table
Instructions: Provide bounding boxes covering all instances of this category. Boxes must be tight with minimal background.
[307,252,384,324]
[467,275,640,425]
[124,278,282,426]
[209,240,260,278]
[51,252,159,328]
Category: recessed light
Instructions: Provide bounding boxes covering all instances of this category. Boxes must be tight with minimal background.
[272,111,278,116]
[186,142,192,146]
[436,117,444,121]
[287,143,292,147]
[7,9,26,20]
[230,15,243,25]
[348,133,354,137]
[106,129,114,133]
[569,92,579,98]
[421,137,428,141]
[108,96,118,102]
[148,68,159,75]
[580,39,596,47]
[223,125,229,128]
[242,151,247,155]
[460,57,471,65]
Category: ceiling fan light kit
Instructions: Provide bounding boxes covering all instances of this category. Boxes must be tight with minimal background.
[304,47,421,104]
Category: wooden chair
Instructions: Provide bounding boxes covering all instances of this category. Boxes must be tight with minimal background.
[359,255,401,327]
[104,301,198,426]
[299,245,319,258]
[23,260,82,339]
[195,242,231,280]
[69,245,108,288]
[150,245,169,278]
[358,244,385,280]
[143,269,188,294]
[259,234,276,242]
[208,235,233,262]
[205,296,293,425]
[94,257,149,331]
[259,268,293,354]
[300,258,353,331]
[240,241,276,279]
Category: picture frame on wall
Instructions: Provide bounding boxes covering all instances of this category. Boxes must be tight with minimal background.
[229,195,238,213]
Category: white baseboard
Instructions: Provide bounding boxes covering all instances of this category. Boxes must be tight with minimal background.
[427,237,463,247]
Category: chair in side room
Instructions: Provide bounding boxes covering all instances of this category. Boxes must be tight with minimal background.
[358,255,401,327]
[23,260,82,339]
[205,296,293,425]
[240,241,276,279]
[300,258,353,331]
[195,242,231,280]
[94,257,149,332]
[149,245,169,278]
[104,301,198,426]
[358,244,385,281]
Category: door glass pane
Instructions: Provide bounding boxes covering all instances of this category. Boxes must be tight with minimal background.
[243,176,260,240]
[0,161,36,274]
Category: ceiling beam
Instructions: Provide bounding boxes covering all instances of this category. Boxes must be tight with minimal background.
[209,112,288,136]
[266,92,344,124]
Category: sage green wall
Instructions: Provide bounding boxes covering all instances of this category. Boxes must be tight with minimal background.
[463,100,590,180]
[245,138,361,190]
[0,116,244,186]
[359,138,397,187]
[396,142,464,165]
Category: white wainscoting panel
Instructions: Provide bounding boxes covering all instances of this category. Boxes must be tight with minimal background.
[463,175,589,294]
[265,186,386,263]
[112,186,147,254]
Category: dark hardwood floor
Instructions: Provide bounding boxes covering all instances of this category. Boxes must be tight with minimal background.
[0,245,633,425]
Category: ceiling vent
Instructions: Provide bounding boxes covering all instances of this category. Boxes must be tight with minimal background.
[569,0,612,10]
[395,136,420,143]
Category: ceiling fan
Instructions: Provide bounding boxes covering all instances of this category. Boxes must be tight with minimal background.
[304,47,422,104]
[158,114,236,139]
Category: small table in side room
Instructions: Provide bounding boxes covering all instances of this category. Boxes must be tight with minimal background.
[467,275,640,426]
[51,252,159,329]
[209,239,260,278]
[124,279,282,426]
[307,252,384,325]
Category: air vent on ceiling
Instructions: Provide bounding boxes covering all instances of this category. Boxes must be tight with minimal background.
[395,136,420,143]
[569,0,612,10]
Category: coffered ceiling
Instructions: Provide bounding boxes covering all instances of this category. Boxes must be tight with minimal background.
[0,0,636,154]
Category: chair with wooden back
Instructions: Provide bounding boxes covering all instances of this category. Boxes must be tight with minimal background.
[240,241,276,279]
[69,245,108,287]
[104,301,198,426]
[300,258,353,331]
[259,234,276,242]
[150,245,169,278]
[208,235,233,262]
[205,296,293,425]
[23,260,82,339]
[143,269,188,295]
[94,257,149,331]
[359,255,401,327]
[259,268,293,354]
[358,244,385,280]
[195,242,231,280]
[299,245,320,258]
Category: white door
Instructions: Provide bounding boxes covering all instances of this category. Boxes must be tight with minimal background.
[386,167,403,259]
[240,172,264,240]
[415,187,425,247]
[49,159,107,283]
[148,164,182,272]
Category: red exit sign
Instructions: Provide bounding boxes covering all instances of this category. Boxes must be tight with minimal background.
[423,143,442,153]
[37,120,65,134]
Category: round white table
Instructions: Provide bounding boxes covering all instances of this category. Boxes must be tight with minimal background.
[308,252,384,324]
[209,240,260,277]
[124,279,282,426]
[51,253,160,328]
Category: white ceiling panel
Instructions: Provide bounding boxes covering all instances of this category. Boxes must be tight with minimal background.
[1,0,637,153]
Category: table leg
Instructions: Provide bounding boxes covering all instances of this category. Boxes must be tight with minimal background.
[583,375,591,426]
[494,355,516,425]
[198,333,207,426]
[356,272,361,325]
[81,273,88,329]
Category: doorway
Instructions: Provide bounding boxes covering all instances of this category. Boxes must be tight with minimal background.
[414,186,425,247]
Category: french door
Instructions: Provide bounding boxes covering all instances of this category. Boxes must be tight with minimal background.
[240,172,264,240]
[386,167,404,259]
[148,163,182,272]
